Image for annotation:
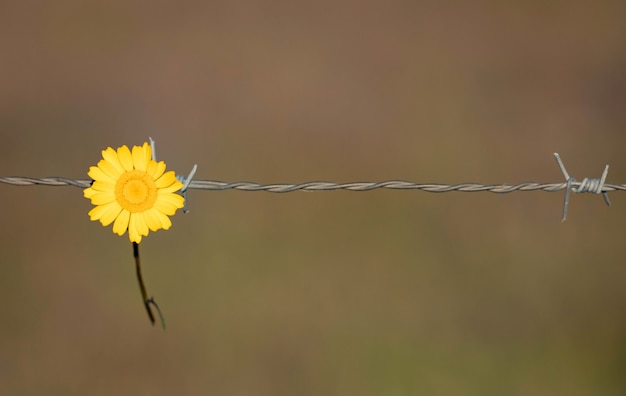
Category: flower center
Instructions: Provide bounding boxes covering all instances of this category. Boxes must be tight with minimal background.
[115,170,158,213]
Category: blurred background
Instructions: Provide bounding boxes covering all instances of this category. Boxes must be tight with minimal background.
[1,1,625,395]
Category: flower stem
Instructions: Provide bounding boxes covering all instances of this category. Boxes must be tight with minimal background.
[133,242,166,329]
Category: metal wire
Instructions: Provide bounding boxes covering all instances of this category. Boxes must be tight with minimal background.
[0,153,621,221]
[2,176,626,193]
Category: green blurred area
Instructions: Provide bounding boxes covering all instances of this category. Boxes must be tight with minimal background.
[1,1,626,395]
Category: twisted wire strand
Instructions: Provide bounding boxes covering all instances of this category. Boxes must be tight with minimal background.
[2,176,626,194]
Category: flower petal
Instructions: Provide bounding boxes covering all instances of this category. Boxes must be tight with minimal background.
[132,143,150,171]
[143,209,162,231]
[143,142,152,160]
[146,160,157,178]
[149,161,167,181]
[101,147,125,174]
[136,212,150,236]
[112,209,130,236]
[88,201,122,226]
[84,187,96,199]
[128,214,145,243]
[88,166,116,184]
[117,145,134,171]
[97,159,122,180]
[154,194,184,215]
[159,191,185,207]
[88,191,116,205]
[155,210,173,230]
[128,221,142,243]
[155,171,178,189]
[158,181,184,195]
[90,180,116,192]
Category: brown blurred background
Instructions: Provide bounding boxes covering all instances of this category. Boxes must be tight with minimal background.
[1,1,626,395]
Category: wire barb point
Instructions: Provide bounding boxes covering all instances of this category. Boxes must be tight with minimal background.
[149,137,157,162]
[178,164,198,214]
[553,153,611,222]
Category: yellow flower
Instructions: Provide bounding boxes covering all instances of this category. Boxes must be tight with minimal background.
[84,142,184,243]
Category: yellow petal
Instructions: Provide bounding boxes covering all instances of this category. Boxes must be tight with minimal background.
[88,166,116,184]
[143,142,152,160]
[154,194,184,215]
[135,212,150,236]
[159,182,184,195]
[88,201,112,221]
[146,160,157,178]
[84,187,96,199]
[159,192,185,207]
[154,200,178,216]
[99,205,123,226]
[88,201,122,226]
[117,145,134,171]
[143,208,162,231]
[132,143,150,171]
[155,210,173,230]
[155,171,178,189]
[128,214,145,243]
[88,191,116,205]
[112,209,130,236]
[97,159,122,179]
[101,147,125,174]
[150,161,167,181]
[128,222,142,243]
[91,180,116,192]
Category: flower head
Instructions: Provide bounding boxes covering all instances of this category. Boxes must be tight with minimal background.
[84,142,184,243]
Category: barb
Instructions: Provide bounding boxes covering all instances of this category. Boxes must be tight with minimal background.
[178,164,198,214]
[150,136,198,213]
[553,153,611,221]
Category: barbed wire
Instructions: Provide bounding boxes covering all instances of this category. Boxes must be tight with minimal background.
[0,153,621,221]
[2,175,626,194]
